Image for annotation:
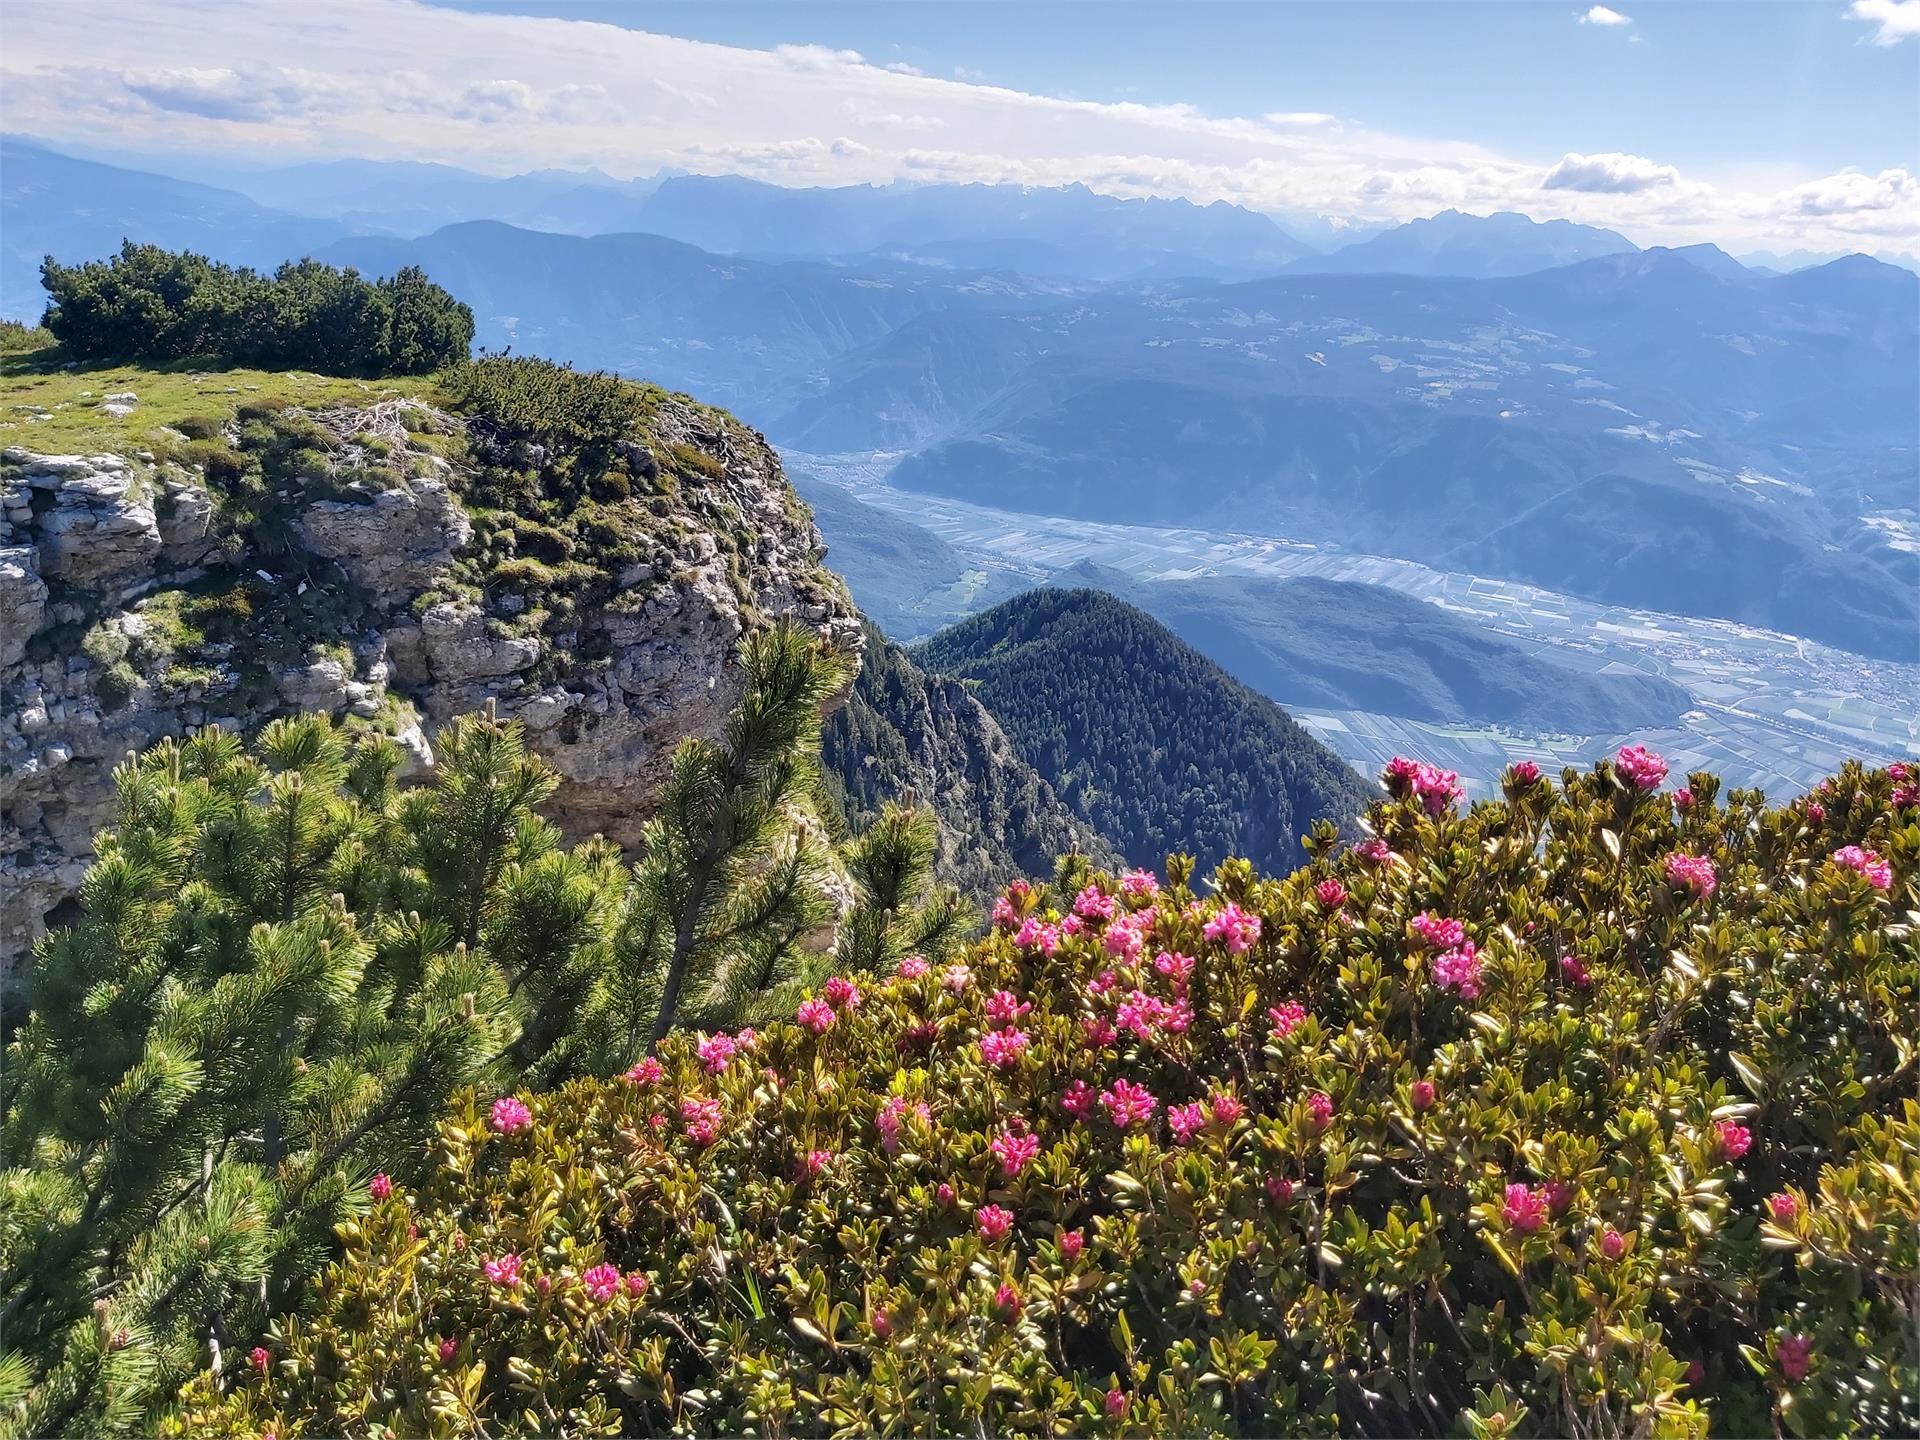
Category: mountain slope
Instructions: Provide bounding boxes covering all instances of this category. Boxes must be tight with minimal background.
[1289,209,1636,277]
[0,138,347,317]
[915,589,1374,874]
[823,623,1116,898]
[1048,563,1690,735]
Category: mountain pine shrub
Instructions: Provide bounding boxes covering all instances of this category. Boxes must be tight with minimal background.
[0,622,951,1438]
[171,752,1917,1438]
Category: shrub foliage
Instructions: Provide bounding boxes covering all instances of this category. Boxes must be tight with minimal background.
[175,754,1916,1438]
[38,243,473,374]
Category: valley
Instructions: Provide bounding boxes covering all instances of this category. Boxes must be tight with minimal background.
[792,450,1918,800]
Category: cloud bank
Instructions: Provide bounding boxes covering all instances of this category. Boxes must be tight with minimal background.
[0,0,1912,256]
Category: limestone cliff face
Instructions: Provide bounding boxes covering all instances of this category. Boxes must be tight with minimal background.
[0,393,860,966]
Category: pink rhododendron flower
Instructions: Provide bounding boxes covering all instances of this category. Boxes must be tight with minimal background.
[250,1346,270,1373]
[897,955,930,979]
[1767,1192,1798,1223]
[980,1026,1030,1068]
[1664,851,1718,899]
[1674,787,1694,811]
[990,1126,1041,1177]
[1074,884,1116,920]
[490,1096,532,1134]
[898,1020,939,1055]
[1410,912,1466,950]
[796,998,836,1034]
[1105,1389,1127,1418]
[1502,1184,1546,1233]
[942,962,974,992]
[369,1172,392,1200]
[823,976,862,1011]
[1061,913,1086,936]
[1714,1118,1752,1160]
[1383,756,1421,793]
[1081,1016,1117,1049]
[871,1307,893,1340]
[1616,744,1669,791]
[626,1056,663,1085]
[697,1032,738,1075]
[438,1336,458,1362]
[985,990,1032,1026]
[1410,1080,1436,1112]
[1209,1090,1243,1126]
[874,1095,930,1155]
[1102,917,1146,960]
[680,1096,724,1148]
[1015,915,1060,953]
[1805,800,1826,823]
[536,1274,551,1296]
[1268,1000,1307,1038]
[936,1182,956,1208]
[1542,1180,1575,1216]
[1060,1079,1096,1121]
[1060,1228,1086,1261]
[798,1148,833,1179]
[484,1253,523,1287]
[1100,1078,1159,1128]
[625,1271,648,1296]
[1559,954,1592,988]
[1896,785,1920,809]
[1354,837,1393,865]
[1167,1101,1207,1144]
[1204,902,1261,954]
[1266,1175,1294,1204]
[1510,760,1541,786]
[1600,1227,1627,1261]
[1431,942,1483,999]
[1777,1334,1812,1382]
[1315,878,1348,909]
[1832,844,1893,890]
[1089,969,1119,996]
[582,1263,620,1303]
[1120,868,1159,900]
[991,895,1019,928]
[1153,951,1195,991]
[995,1280,1023,1320]
[1306,1091,1334,1132]
[977,1205,1014,1242]
[1413,763,1463,814]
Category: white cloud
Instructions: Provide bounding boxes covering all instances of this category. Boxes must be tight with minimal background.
[1542,151,1681,193]
[0,0,1910,258]
[1579,6,1633,24]
[1846,0,1920,44]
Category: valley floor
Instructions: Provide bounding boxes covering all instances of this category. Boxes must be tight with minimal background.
[796,452,1918,801]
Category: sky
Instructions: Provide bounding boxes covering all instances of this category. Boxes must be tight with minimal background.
[2,0,1916,255]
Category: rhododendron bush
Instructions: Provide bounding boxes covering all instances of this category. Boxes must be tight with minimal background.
[175,753,1917,1438]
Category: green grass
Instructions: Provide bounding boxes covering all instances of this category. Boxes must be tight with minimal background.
[0,346,436,456]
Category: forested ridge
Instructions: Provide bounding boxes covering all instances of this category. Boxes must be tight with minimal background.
[916,588,1375,875]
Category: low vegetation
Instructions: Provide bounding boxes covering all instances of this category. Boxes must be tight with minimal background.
[37,243,473,375]
[144,748,1920,1438]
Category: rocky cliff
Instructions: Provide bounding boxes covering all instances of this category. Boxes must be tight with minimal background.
[0,364,861,966]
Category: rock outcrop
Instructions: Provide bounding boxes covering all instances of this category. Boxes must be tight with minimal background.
[0,390,860,970]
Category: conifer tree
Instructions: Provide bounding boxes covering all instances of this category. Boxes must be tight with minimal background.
[831,801,967,978]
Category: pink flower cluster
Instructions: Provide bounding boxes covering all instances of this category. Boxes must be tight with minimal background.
[1385,756,1465,814]
[1103,911,1151,960]
[369,1172,392,1201]
[990,1127,1041,1176]
[1410,912,1466,950]
[1153,951,1195,991]
[1832,844,1893,890]
[1014,916,1060,955]
[1509,760,1542,786]
[1430,942,1483,1000]
[697,1032,739,1075]
[980,1026,1030,1069]
[796,997,836,1034]
[1777,1334,1812,1382]
[823,976,862,1011]
[484,1252,523,1287]
[582,1263,621,1303]
[680,1096,724,1148]
[490,1096,532,1135]
[1115,987,1191,1039]
[1501,1184,1547,1233]
[1615,743,1669,791]
[1120,868,1159,900]
[1353,837,1394,865]
[1714,1118,1752,1161]
[625,1056,663,1086]
[985,989,1032,1025]
[1073,884,1116,921]
[1267,1000,1307,1039]
[1060,1079,1096,1120]
[897,955,930,979]
[1166,1101,1207,1144]
[977,1205,1014,1242]
[1203,902,1261,954]
[1100,1078,1159,1129]
[1305,1091,1334,1132]
[1315,878,1347,910]
[1558,954,1592,988]
[1663,851,1718,900]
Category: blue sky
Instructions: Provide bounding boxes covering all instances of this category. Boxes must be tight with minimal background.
[433,0,1918,178]
[3,0,1915,255]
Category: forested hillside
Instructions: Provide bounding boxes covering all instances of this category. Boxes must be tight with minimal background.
[915,589,1374,873]
[823,622,1116,895]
